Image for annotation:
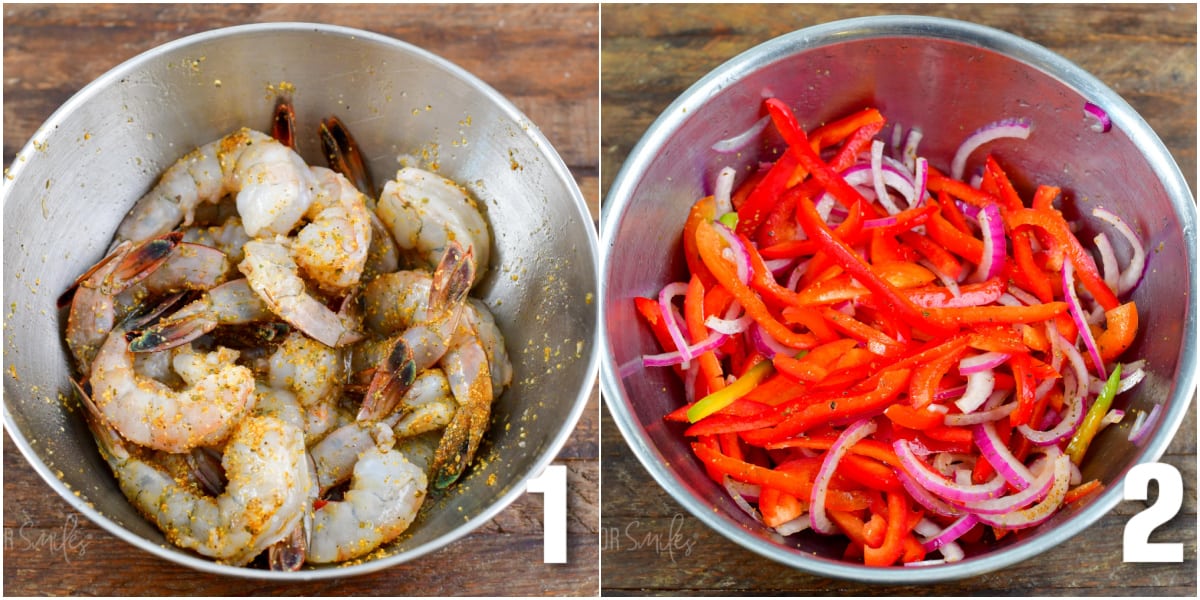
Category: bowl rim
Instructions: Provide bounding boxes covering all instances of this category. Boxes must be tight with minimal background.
[600,14,1197,583]
[3,20,600,580]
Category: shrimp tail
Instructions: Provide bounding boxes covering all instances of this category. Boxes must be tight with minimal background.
[431,340,492,489]
[428,242,475,317]
[186,446,228,496]
[128,310,216,352]
[268,521,309,572]
[271,94,297,149]
[320,116,376,200]
[357,338,418,421]
[72,378,130,464]
[104,232,185,295]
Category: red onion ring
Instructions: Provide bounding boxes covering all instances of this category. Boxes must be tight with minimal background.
[722,475,762,522]
[943,396,1015,426]
[894,439,1007,503]
[713,221,752,284]
[1092,207,1146,295]
[973,420,1034,489]
[811,418,877,535]
[951,117,1032,181]
[954,369,997,413]
[972,202,1006,282]
[975,454,1071,530]
[713,166,738,215]
[959,351,1011,375]
[1062,261,1107,378]
[657,282,693,365]
[920,514,978,552]
[898,471,963,517]
[1083,102,1112,133]
[955,447,1061,515]
[1093,232,1120,292]
[749,322,794,359]
[1129,403,1162,446]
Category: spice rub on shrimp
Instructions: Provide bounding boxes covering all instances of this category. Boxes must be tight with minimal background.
[115,129,317,243]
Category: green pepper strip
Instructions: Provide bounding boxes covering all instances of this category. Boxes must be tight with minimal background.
[1065,363,1122,464]
[687,359,774,423]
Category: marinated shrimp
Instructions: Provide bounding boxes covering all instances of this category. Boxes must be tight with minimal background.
[66,98,511,569]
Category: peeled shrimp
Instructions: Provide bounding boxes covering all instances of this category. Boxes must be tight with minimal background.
[89,328,254,453]
[115,128,317,243]
[239,237,363,348]
[267,331,346,444]
[181,216,252,264]
[291,167,373,294]
[82,389,311,566]
[307,437,427,564]
[376,167,491,286]
[310,369,455,492]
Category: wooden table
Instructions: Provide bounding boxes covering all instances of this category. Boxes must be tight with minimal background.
[601,4,1196,595]
[3,4,598,595]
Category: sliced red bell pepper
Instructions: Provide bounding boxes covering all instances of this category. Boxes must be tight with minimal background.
[1005,208,1120,311]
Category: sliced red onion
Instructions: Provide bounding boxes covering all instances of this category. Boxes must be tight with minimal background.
[774,517,811,537]
[1016,374,1084,447]
[1083,102,1112,133]
[934,383,968,403]
[933,452,976,476]
[1089,361,1145,395]
[764,257,796,278]
[917,259,963,298]
[898,471,964,517]
[920,514,978,552]
[641,331,728,368]
[1005,285,1041,307]
[974,420,1034,489]
[749,322,794,359]
[705,312,752,336]
[712,115,771,153]
[723,475,763,521]
[926,403,950,415]
[975,454,1071,530]
[944,396,1016,426]
[951,117,1033,181]
[971,202,1006,283]
[1093,232,1120,293]
[871,140,901,214]
[618,357,643,379]
[712,166,738,215]
[894,438,1007,503]
[863,215,899,229]
[1129,403,1162,446]
[811,418,877,535]
[956,447,1060,514]
[955,369,997,413]
[902,128,924,173]
[658,282,693,366]
[913,157,929,206]
[960,351,1011,375]
[1092,207,1146,296]
[785,259,809,291]
[1062,261,1107,378]
[713,221,752,284]
[1099,408,1126,430]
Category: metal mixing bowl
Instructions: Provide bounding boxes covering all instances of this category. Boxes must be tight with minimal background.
[3,22,598,578]
[601,15,1197,583]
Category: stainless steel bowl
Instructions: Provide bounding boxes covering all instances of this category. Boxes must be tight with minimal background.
[601,15,1197,583]
[3,22,599,579]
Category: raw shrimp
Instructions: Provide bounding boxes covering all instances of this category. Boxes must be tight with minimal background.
[292,167,372,294]
[115,128,317,243]
[358,260,507,487]
[310,369,455,492]
[363,270,512,398]
[89,328,254,453]
[65,232,187,372]
[376,167,491,286]
[81,386,311,566]
[306,437,427,564]
[126,278,275,352]
[267,331,346,444]
[357,242,475,421]
[239,238,363,348]
[181,216,252,264]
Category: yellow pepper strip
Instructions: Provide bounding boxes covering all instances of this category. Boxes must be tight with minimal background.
[687,360,775,423]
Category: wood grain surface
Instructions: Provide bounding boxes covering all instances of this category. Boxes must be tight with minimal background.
[600,3,1197,596]
[3,3,598,596]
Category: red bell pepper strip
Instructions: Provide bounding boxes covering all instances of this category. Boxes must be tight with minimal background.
[1005,208,1120,311]
[1095,301,1138,362]
[685,274,726,395]
[741,369,911,446]
[695,219,818,350]
[863,491,909,566]
[736,151,801,238]
[795,190,956,337]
